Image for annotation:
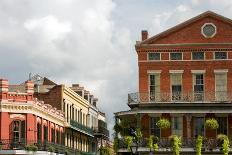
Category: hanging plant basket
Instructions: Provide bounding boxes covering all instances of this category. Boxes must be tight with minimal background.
[205,118,219,129]
[156,118,170,129]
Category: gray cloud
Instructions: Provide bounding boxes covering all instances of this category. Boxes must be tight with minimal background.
[1,0,232,139]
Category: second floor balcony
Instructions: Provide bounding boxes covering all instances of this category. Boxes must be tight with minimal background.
[128,91,232,105]
[70,120,93,136]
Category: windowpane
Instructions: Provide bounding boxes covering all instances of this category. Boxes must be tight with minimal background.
[215,52,227,59]
[171,74,182,101]
[170,53,182,60]
[217,117,227,135]
[194,74,204,101]
[148,53,160,60]
[150,117,160,138]
[215,73,227,101]
[149,74,160,101]
[172,117,182,136]
[192,52,204,60]
[194,117,204,137]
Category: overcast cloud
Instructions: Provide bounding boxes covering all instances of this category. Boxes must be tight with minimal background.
[1,0,232,139]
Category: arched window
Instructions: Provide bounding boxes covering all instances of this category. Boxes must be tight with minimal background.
[10,120,25,142]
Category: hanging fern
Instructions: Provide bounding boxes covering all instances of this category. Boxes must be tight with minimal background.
[196,135,203,155]
[156,118,171,129]
[205,118,219,129]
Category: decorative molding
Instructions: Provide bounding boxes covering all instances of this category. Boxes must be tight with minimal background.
[214,69,228,73]
[169,70,184,74]
[147,70,162,74]
[191,70,206,74]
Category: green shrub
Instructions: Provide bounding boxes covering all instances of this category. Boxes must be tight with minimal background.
[153,143,158,152]
[147,135,154,150]
[124,136,133,151]
[196,135,203,155]
[48,145,55,152]
[25,144,38,152]
[135,128,143,142]
[113,137,119,152]
[156,118,170,129]
[205,118,219,129]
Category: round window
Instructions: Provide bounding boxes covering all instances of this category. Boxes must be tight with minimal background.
[201,23,217,38]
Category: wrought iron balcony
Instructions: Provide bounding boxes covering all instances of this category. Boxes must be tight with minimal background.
[70,119,93,135]
[93,126,110,138]
[118,137,231,151]
[128,91,232,105]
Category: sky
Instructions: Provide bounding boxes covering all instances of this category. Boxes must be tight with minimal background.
[1,0,232,139]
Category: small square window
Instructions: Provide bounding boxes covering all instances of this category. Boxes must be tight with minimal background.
[215,52,227,59]
[192,52,204,60]
[148,53,160,60]
[170,53,182,60]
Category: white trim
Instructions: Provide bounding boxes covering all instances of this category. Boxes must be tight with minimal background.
[169,70,184,74]
[191,70,206,74]
[147,70,162,74]
[201,23,217,38]
[214,69,228,73]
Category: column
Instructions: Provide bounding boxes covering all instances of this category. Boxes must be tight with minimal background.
[185,114,192,138]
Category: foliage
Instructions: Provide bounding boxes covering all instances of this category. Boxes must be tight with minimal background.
[48,145,55,152]
[65,150,70,155]
[25,144,38,152]
[99,146,113,155]
[147,135,159,152]
[113,137,119,152]
[124,136,133,151]
[205,118,219,129]
[217,134,230,155]
[114,120,132,136]
[196,135,203,155]
[156,118,170,129]
[153,143,159,152]
[135,128,143,142]
[113,123,122,133]
[169,135,181,155]
[148,135,154,149]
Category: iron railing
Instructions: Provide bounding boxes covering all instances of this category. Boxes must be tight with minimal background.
[70,119,93,135]
[117,137,230,150]
[93,126,110,138]
[0,139,96,154]
[128,91,232,105]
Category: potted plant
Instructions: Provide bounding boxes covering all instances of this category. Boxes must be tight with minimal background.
[156,118,170,129]
[25,144,38,152]
[196,135,203,155]
[217,134,230,155]
[169,135,181,155]
[124,136,133,151]
[205,118,219,129]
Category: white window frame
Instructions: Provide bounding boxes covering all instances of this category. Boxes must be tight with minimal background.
[147,52,161,61]
[191,52,205,60]
[169,52,183,60]
[214,52,228,60]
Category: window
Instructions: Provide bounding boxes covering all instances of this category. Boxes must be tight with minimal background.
[192,52,204,60]
[172,117,183,136]
[37,123,42,142]
[51,128,55,143]
[44,126,48,142]
[171,74,182,101]
[148,53,160,60]
[201,23,216,38]
[194,117,204,137]
[215,52,227,59]
[215,73,227,101]
[150,117,160,138]
[217,117,227,135]
[149,74,160,101]
[170,53,182,60]
[56,130,60,144]
[10,120,25,143]
[193,74,204,101]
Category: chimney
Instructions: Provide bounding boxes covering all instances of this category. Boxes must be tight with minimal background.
[0,79,8,100]
[141,30,148,41]
[25,80,34,94]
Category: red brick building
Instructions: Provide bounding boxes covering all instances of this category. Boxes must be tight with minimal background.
[0,79,66,154]
[115,11,232,154]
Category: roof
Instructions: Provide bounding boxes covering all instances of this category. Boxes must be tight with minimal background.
[138,11,232,45]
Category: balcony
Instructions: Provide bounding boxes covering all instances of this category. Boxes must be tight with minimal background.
[128,91,232,105]
[70,120,93,136]
[0,139,84,154]
[93,126,110,139]
[117,137,232,153]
